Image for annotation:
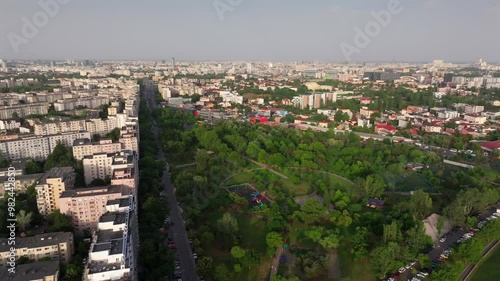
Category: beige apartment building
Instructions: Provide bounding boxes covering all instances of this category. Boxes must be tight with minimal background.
[72,138,122,161]
[59,185,123,231]
[0,261,60,281]
[35,167,75,216]
[0,232,74,266]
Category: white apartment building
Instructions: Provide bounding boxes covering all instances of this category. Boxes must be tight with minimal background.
[0,119,21,131]
[34,118,122,136]
[464,114,487,125]
[0,103,49,119]
[54,96,109,111]
[219,91,243,104]
[83,151,135,185]
[84,198,136,281]
[437,110,460,120]
[0,131,91,160]
[464,105,485,114]
[35,167,75,216]
[0,232,74,266]
[73,139,123,161]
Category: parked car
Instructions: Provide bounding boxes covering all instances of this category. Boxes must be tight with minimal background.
[439,236,447,242]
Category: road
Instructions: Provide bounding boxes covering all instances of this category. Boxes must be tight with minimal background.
[143,80,199,281]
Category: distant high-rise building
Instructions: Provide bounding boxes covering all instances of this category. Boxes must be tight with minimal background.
[443,73,454,83]
[246,63,253,74]
[0,59,6,72]
[172,57,175,68]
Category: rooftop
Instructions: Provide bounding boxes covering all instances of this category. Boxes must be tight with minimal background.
[107,197,131,208]
[0,232,72,252]
[88,261,128,275]
[0,261,59,281]
[99,212,127,225]
[60,185,122,198]
[38,167,74,185]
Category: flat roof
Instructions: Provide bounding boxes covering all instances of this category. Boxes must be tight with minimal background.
[0,232,72,252]
[60,185,122,198]
[0,261,59,281]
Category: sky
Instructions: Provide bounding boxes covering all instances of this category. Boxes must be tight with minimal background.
[0,0,499,63]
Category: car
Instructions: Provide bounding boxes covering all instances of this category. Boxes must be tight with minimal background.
[439,237,446,243]
[450,148,458,153]
[440,254,448,259]
[398,267,406,273]
[393,272,401,279]
[410,261,417,266]
[420,272,429,276]
[386,278,395,281]
[405,265,411,270]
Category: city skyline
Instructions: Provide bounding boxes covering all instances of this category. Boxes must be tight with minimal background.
[1,0,499,62]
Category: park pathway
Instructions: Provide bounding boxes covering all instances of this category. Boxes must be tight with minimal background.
[269,247,284,281]
[245,157,289,179]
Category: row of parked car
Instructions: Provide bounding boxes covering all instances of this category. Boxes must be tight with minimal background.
[386,210,500,281]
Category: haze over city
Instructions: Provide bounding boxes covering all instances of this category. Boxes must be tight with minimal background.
[1,0,500,62]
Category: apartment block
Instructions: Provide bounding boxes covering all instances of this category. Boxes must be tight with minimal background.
[54,96,109,111]
[0,103,49,119]
[0,131,91,160]
[34,118,121,136]
[464,105,485,114]
[73,139,122,161]
[0,232,74,265]
[0,261,60,281]
[59,185,123,231]
[36,167,75,216]
[84,198,137,281]
[83,151,135,185]
[111,168,137,196]
[118,133,138,153]
[0,173,43,196]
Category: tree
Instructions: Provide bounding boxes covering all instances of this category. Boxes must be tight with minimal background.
[230,246,246,260]
[233,263,242,272]
[351,227,369,259]
[62,264,83,281]
[408,190,433,220]
[196,256,214,276]
[46,210,73,232]
[25,160,44,174]
[16,210,33,231]
[319,232,340,251]
[266,232,283,253]
[457,238,485,264]
[362,174,387,198]
[214,264,230,281]
[44,142,74,171]
[217,213,239,242]
[305,226,324,243]
[370,242,400,279]
[334,110,344,122]
[106,128,121,142]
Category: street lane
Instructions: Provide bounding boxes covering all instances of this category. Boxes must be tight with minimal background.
[143,81,199,281]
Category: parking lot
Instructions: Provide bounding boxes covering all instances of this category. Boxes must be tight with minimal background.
[386,204,500,281]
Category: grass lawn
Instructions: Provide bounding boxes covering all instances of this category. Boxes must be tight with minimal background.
[470,245,500,281]
[224,169,312,196]
[287,223,318,249]
[338,243,376,281]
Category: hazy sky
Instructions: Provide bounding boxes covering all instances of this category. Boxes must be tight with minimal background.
[1,0,499,62]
